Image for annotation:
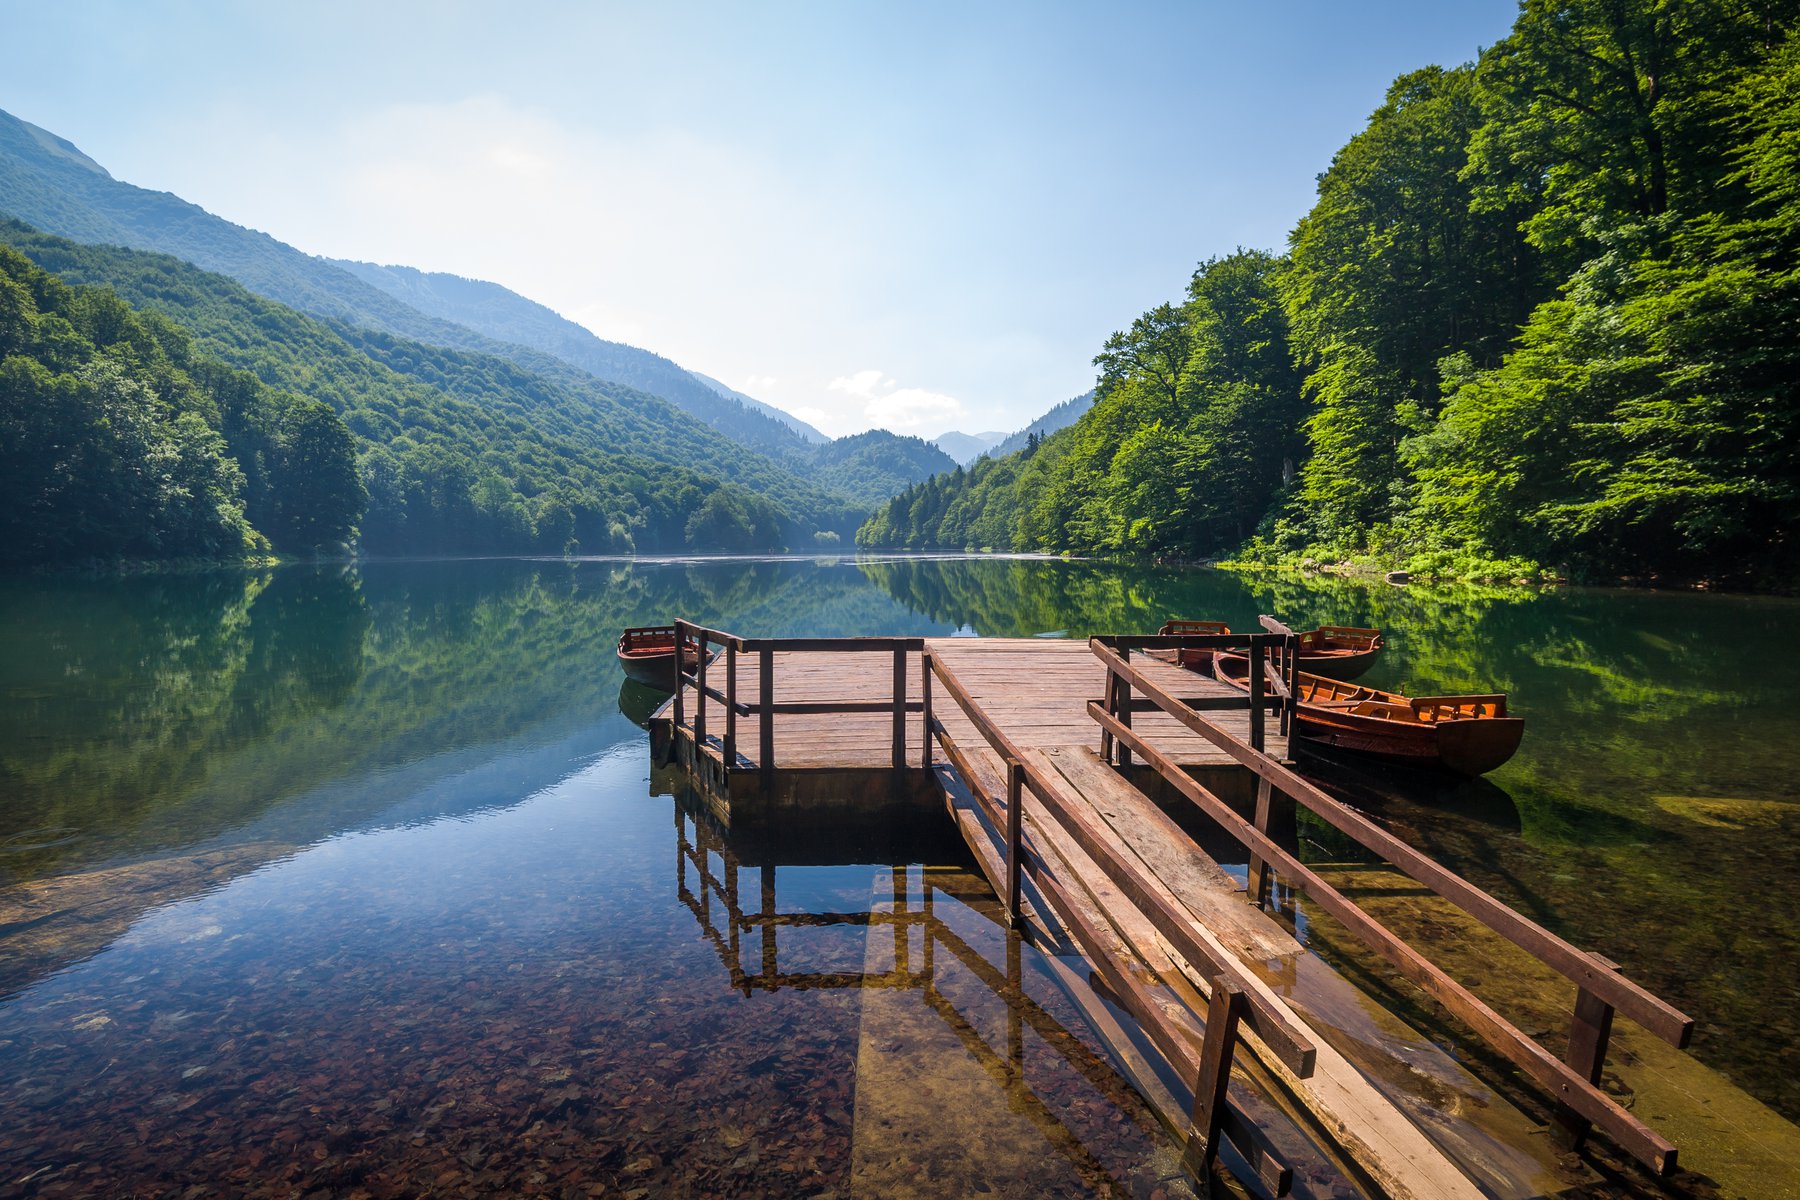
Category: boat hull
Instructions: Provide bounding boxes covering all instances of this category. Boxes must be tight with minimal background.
[1292,707,1524,776]
[1212,653,1522,776]
[1158,620,1383,681]
[617,627,701,691]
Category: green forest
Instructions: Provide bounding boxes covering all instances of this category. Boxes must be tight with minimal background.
[0,224,882,565]
[0,245,362,564]
[861,0,1800,588]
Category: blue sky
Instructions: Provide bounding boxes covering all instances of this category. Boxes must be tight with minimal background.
[4,1,1520,437]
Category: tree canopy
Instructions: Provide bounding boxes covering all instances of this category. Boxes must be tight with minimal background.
[862,0,1800,588]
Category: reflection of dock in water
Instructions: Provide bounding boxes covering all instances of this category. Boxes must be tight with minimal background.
[649,620,1783,1198]
[670,800,1342,1197]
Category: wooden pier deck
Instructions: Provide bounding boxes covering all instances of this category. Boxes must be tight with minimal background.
[649,621,1712,1198]
[651,637,1287,806]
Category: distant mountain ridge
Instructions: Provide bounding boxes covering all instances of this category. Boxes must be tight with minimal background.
[0,106,954,516]
[327,258,815,456]
[989,391,1094,458]
[686,370,829,443]
[932,430,1006,466]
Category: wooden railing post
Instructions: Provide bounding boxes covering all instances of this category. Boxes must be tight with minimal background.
[921,651,934,768]
[1005,757,1024,927]
[1557,956,1622,1149]
[1248,637,1266,753]
[724,643,738,767]
[1247,777,1273,907]
[1117,645,1133,769]
[1184,975,1246,1180]
[1284,632,1299,738]
[694,630,709,748]
[1099,661,1116,764]
[671,619,688,741]
[759,646,775,790]
[892,644,907,772]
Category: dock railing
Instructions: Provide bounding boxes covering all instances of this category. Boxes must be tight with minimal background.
[923,647,1315,1191]
[669,620,924,786]
[1087,634,1696,1176]
[1091,617,1301,763]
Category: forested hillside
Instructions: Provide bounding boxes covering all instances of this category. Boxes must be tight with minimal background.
[809,430,957,507]
[987,392,1094,459]
[862,0,1800,588]
[328,259,818,455]
[1,222,865,558]
[0,246,361,565]
[0,108,949,527]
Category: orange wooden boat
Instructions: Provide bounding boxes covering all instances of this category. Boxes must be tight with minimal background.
[1212,651,1523,776]
[617,625,702,691]
[1158,619,1385,681]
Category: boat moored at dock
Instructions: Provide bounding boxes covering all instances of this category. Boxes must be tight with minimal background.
[1159,619,1384,680]
[1212,650,1524,776]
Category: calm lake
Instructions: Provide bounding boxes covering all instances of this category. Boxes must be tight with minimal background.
[1,555,1795,1197]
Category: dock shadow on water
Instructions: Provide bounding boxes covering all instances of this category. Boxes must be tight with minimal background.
[1,555,1796,1197]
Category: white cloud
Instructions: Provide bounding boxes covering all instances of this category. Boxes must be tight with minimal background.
[827,369,886,400]
[865,387,965,430]
[742,375,778,393]
[827,368,966,431]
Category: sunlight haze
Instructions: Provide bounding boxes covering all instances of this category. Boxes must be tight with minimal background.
[4,0,1518,436]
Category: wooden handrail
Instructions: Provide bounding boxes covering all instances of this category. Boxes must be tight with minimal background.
[1087,638,1693,1045]
[1087,636,1696,1175]
[669,621,922,779]
[927,651,1318,1080]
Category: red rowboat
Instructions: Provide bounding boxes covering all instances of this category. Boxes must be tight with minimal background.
[1211,651,1523,776]
[1158,620,1385,681]
[617,625,702,691]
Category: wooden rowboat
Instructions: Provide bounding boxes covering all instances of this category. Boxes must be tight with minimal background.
[1158,619,1385,681]
[1212,651,1523,776]
[617,625,702,691]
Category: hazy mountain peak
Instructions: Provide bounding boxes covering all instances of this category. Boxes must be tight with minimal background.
[686,370,829,444]
[932,430,1007,466]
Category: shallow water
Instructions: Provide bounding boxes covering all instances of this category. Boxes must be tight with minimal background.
[0,555,1794,1195]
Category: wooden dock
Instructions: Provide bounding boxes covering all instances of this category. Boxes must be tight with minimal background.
[650,636,1288,820]
[648,620,1707,1198]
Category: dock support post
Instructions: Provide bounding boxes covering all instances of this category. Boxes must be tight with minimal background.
[724,644,737,767]
[1556,956,1621,1149]
[921,652,934,768]
[759,647,774,791]
[892,645,907,772]
[1004,757,1024,927]
[760,862,777,986]
[1185,975,1246,1181]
